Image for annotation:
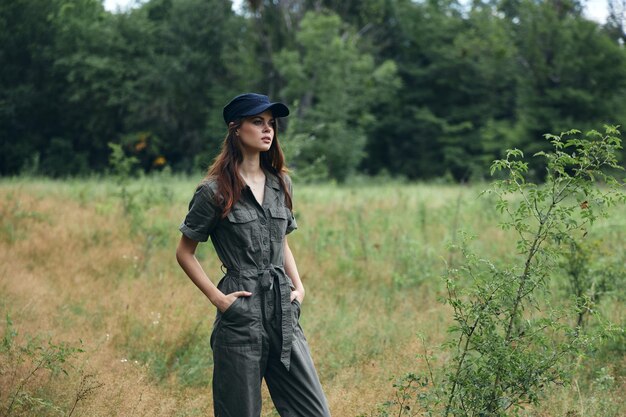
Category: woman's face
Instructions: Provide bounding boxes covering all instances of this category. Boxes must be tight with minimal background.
[237,110,275,153]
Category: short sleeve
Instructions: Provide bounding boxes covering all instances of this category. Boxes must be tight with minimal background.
[179,182,220,242]
[284,174,298,235]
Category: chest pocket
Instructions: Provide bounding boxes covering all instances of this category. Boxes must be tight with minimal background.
[226,209,259,248]
[269,207,289,242]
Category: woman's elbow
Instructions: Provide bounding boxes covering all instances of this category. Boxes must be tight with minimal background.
[176,238,193,265]
[175,246,184,266]
[175,245,184,265]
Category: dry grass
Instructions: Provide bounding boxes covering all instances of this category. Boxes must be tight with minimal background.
[0,177,623,416]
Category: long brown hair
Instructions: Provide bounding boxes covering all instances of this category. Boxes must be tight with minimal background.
[206,118,293,217]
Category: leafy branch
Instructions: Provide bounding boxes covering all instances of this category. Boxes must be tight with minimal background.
[372,126,624,416]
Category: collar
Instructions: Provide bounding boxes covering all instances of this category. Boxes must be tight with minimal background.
[264,171,282,191]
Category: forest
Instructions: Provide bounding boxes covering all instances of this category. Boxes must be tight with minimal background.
[2,0,626,181]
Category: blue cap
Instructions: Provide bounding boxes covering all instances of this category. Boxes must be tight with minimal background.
[223,93,290,125]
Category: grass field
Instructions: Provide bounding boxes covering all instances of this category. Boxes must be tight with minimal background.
[1,175,624,416]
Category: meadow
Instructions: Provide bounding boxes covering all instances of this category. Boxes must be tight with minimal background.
[1,175,624,416]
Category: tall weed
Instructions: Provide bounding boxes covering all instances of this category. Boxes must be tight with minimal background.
[372,126,625,416]
[0,314,96,417]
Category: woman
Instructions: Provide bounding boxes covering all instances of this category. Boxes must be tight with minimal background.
[176,93,331,417]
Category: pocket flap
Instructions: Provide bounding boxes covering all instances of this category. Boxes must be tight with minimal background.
[269,207,289,220]
[227,209,257,223]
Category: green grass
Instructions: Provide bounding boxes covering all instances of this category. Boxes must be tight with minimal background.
[0,175,623,416]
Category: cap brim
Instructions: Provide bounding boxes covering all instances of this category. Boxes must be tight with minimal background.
[240,102,290,119]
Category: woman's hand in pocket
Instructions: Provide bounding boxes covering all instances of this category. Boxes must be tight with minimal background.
[215,291,252,313]
[290,289,304,304]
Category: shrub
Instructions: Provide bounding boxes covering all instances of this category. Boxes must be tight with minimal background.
[372,126,625,416]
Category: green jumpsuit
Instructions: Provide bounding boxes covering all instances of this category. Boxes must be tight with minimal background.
[179,172,331,417]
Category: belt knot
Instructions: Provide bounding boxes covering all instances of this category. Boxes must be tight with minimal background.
[259,265,278,291]
[223,264,293,371]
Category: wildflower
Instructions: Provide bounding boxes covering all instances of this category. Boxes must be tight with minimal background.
[135,140,147,152]
[153,156,167,167]
[150,311,161,325]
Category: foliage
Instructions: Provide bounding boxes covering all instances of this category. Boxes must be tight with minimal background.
[357,373,433,417]
[372,126,625,416]
[364,0,521,180]
[507,0,626,169]
[275,10,400,181]
[108,142,140,217]
[0,314,92,417]
[442,126,624,415]
[560,238,626,331]
[2,0,625,180]
[107,143,172,273]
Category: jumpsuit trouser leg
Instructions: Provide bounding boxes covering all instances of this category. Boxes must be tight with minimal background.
[211,274,330,417]
[265,297,331,417]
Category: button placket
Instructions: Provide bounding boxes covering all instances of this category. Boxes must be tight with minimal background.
[261,207,271,266]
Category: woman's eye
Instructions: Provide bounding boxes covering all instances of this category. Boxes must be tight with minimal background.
[251,119,275,127]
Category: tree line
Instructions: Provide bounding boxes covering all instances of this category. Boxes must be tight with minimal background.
[1,0,625,180]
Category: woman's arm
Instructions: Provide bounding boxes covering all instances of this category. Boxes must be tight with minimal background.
[284,237,305,303]
[176,234,251,312]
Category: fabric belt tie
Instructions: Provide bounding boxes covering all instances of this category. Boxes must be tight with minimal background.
[227,265,293,371]
[260,268,274,291]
